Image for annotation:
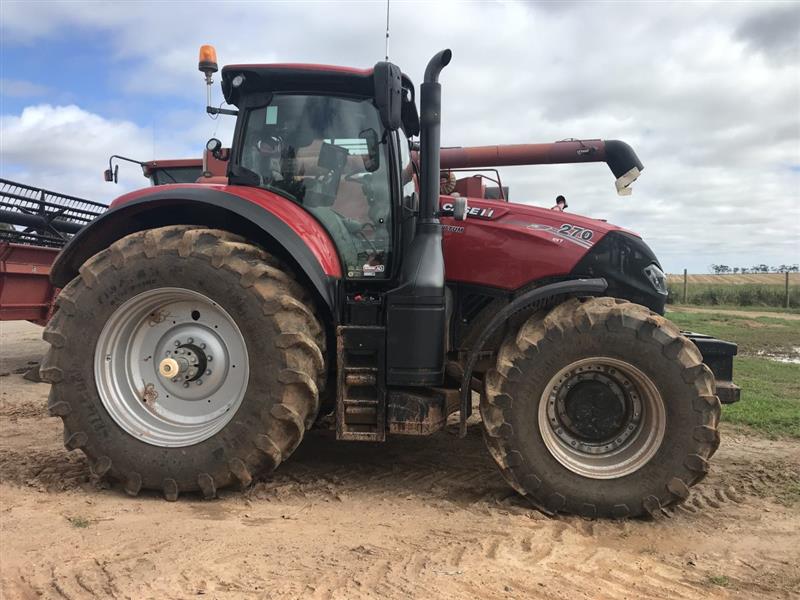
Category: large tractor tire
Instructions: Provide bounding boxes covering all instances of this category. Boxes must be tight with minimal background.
[41,226,325,500]
[481,297,720,518]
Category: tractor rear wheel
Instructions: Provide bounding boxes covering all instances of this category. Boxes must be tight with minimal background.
[481,297,720,518]
[41,226,325,500]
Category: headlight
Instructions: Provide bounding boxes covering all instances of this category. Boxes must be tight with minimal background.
[643,263,667,295]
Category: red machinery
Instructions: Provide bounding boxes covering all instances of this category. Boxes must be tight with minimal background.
[105,148,227,186]
[439,139,642,198]
[15,47,740,518]
[0,179,105,324]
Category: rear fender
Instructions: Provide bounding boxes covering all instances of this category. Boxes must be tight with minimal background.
[50,186,341,315]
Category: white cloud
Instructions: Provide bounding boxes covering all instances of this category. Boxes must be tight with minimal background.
[0,0,798,272]
[0,104,195,202]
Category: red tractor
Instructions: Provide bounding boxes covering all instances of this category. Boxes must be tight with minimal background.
[41,46,738,517]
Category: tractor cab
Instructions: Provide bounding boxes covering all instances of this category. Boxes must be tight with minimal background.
[219,63,421,282]
[212,50,455,416]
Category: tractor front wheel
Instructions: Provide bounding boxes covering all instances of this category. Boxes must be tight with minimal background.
[41,226,325,500]
[481,297,721,518]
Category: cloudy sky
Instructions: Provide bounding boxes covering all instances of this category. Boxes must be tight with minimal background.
[1,0,798,273]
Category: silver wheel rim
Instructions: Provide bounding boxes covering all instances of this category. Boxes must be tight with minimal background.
[94,287,249,448]
[538,357,666,479]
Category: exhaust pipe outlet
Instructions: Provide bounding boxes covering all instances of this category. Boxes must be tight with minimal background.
[385,49,452,388]
[419,49,452,223]
[424,49,452,84]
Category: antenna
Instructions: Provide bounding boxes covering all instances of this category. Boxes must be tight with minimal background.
[384,0,390,61]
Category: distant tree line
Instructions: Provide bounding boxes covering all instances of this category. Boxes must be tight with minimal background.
[708,264,799,274]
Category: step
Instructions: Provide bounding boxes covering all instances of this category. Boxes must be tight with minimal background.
[345,372,377,387]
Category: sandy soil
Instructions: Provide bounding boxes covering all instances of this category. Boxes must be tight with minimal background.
[1,321,799,600]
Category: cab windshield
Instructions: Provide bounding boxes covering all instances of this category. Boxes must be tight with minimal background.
[239,94,392,279]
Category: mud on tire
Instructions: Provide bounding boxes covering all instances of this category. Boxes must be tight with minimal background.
[481,297,721,518]
[41,226,326,500]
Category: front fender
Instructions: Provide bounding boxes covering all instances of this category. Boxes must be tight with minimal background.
[457,278,608,436]
[51,184,341,312]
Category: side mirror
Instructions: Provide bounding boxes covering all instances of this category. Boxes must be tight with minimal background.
[359,128,380,172]
[103,165,118,183]
[373,61,403,130]
[453,196,469,221]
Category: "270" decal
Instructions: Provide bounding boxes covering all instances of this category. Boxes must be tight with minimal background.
[558,224,594,241]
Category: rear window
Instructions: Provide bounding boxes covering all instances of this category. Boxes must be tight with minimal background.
[150,167,203,185]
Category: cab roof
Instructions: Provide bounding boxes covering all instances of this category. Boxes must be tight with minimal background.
[221,63,378,107]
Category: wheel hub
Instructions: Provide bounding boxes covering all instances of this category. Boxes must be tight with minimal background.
[539,357,665,479]
[95,288,249,448]
[562,379,627,440]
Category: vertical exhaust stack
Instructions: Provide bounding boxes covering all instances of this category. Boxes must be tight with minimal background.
[385,50,452,388]
[419,49,452,224]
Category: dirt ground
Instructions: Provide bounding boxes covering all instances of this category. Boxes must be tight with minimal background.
[1,321,799,600]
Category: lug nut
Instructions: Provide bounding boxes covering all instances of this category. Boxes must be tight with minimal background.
[187,337,194,344]
[183,382,190,388]
[200,343,206,349]
[174,340,180,347]
[205,369,212,376]
[196,379,203,385]
[207,355,213,362]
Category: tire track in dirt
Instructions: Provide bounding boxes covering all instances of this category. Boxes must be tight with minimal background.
[0,397,48,419]
[0,447,90,491]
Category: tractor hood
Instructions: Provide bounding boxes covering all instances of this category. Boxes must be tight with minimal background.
[440,194,636,243]
[439,195,667,313]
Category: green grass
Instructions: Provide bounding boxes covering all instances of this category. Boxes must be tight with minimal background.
[724,358,800,438]
[67,516,91,528]
[666,310,800,356]
[672,304,800,315]
[707,575,731,588]
[667,283,799,309]
[666,311,799,438]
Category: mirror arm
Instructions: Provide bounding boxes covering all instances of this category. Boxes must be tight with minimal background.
[207,106,239,116]
[106,155,148,183]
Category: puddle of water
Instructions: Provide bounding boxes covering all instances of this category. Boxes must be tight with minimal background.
[755,347,800,364]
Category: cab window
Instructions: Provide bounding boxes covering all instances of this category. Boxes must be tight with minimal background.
[398,134,417,211]
[240,94,392,279]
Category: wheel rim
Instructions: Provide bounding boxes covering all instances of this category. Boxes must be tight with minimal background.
[538,357,666,479]
[94,288,249,448]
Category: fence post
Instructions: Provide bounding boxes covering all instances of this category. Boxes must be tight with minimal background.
[786,271,790,309]
[683,269,688,303]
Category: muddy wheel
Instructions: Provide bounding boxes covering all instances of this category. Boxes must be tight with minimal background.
[481,297,721,518]
[41,226,325,500]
